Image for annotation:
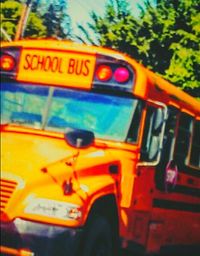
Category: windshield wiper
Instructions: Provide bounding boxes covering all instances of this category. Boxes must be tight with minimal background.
[10,112,42,125]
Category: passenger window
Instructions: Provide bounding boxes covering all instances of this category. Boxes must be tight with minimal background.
[140,105,165,162]
[190,120,200,168]
[161,107,178,162]
[174,113,193,165]
[155,107,178,190]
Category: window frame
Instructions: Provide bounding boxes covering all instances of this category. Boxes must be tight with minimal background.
[188,119,200,170]
[138,100,167,166]
[164,109,200,171]
[173,111,194,166]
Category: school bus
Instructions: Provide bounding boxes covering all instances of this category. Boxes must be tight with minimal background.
[0,39,200,256]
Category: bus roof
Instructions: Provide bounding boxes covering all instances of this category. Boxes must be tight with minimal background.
[1,39,127,60]
[145,68,200,115]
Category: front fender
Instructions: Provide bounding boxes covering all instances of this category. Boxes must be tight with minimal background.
[78,174,118,225]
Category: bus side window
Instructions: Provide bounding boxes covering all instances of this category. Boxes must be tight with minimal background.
[155,107,178,190]
[174,112,193,165]
[140,106,165,162]
[190,120,200,168]
[161,107,178,162]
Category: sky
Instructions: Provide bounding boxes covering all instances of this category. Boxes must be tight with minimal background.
[67,0,146,37]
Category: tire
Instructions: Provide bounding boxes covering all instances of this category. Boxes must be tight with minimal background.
[81,216,114,256]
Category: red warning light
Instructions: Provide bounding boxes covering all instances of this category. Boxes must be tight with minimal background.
[114,67,130,83]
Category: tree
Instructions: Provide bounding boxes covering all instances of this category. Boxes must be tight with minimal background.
[137,0,200,95]
[24,11,47,38]
[77,0,138,50]
[40,0,71,39]
[0,0,46,40]
[77,0,200,96]
[1,0,71,40]
[159,0,200,95]
[1,0,22,40]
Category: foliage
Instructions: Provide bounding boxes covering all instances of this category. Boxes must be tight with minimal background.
[160,0,200,94]
[24,12,46,38]
[0,0,71,40]
[0,0,46,40]
[77,0,137,50]
[1,0,22,40]
[77,0,200,96]
[39,0,71,38]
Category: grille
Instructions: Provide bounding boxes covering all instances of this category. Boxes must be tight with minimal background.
[0,179,18,213]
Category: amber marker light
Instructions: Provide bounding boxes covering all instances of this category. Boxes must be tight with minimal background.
[96,65,112,81]
[18,249,35,256]
[0,246,34,256]
[0,54,16,71]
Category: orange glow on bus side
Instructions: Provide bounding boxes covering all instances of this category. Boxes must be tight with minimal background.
[17,49,96,89]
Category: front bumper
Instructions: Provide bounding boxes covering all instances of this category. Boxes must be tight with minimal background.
[1,218,83,256]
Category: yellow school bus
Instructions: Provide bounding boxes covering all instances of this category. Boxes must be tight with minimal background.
[1,39,200,256]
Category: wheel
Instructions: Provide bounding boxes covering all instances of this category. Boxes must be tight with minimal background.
[81,216,114,256]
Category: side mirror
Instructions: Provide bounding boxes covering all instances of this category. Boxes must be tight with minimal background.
[64,127,95,148]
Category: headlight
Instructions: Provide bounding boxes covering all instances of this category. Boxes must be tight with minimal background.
[24,198,82,220]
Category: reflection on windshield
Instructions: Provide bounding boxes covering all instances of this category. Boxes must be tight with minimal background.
[1,82,139,142]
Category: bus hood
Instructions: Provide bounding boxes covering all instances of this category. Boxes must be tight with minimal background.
[1,130,119,185]
[1,131,75,179]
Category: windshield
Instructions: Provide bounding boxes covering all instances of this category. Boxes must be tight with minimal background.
[1,81,140,142]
